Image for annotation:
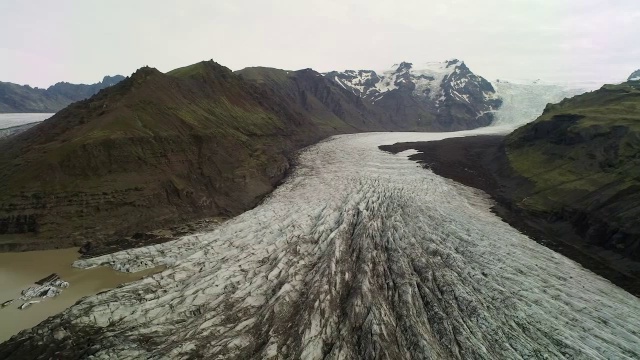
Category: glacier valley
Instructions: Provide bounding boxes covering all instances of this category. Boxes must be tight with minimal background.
[1,84,639,359]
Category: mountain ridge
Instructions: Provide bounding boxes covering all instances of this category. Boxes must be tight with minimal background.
[0,60,429,253]
[0,75,125,113]
[325,59,502,130]
[0,58,582,254]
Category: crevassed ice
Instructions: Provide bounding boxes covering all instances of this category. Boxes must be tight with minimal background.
[7,125,637,359]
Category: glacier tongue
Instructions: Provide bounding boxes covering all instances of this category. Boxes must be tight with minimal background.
[490,81,588,129]
[4,127,640,359]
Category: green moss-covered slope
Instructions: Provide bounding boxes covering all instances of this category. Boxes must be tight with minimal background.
[506,81,640,259]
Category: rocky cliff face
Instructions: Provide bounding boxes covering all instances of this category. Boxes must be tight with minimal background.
[325,60,501,130]
[0,75,125,113]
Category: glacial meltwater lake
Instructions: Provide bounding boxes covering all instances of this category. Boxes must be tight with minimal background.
[0,248,159,342]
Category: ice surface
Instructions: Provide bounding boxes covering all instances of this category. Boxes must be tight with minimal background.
[0,113,52,129]
[0,113,52,139]
[490,81,587,129]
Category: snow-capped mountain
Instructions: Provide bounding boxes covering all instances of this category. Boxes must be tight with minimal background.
[629,69,640,81]
[325,60,502,130]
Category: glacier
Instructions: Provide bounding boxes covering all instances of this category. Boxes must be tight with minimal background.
[1,85,639,359]
[490,80,588,127]
[0,113,53,139]
[0,113,53,129]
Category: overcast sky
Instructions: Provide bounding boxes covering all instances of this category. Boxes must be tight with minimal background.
[1,0,638,88]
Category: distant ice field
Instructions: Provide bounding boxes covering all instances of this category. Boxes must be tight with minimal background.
[0,113,53,129]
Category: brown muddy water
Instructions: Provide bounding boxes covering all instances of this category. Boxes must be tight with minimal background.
[0,248,159,342]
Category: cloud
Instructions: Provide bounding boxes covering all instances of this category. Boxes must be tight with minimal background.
[0,0,637,87]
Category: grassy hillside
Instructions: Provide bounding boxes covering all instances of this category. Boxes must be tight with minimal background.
[237,67,438,132]
[506,81,640,260]
[0,76,124,113]
[0,61,404,252]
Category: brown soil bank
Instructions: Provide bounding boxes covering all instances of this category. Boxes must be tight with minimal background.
[380,135,640,296]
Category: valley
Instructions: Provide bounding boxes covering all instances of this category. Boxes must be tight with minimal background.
[2,126,639,358]
[0,61,636,359]
[3,1,638,358]
[0,60,530,254]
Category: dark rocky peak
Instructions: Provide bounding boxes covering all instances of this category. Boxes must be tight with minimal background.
[48,81,71,89]
[292,68,329,83]
[629,69,640,81]
[326,69,378,80]
[101,75,126,85]
[199,60,234,75]
[322,59,501,130]
[47,75,123,92]
[297,68,320,75]
[455,61,469,72]
[105,66,163,95]
[394,62,413,74]
[445,59,461,67]
[392,62,415,89]
[131,66,162,80]
[166,60,235,83]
